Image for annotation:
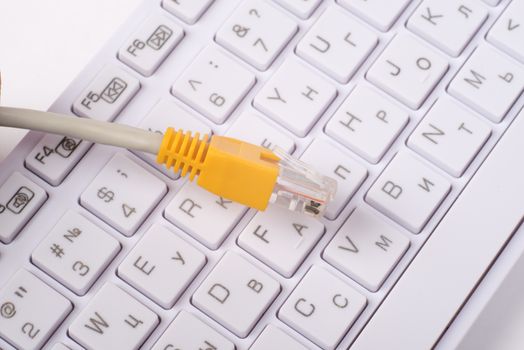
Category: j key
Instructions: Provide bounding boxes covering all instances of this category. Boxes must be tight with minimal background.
[273,0,321,19]
[487,0,524,64]
[250,324,308,350]
[338,0,411,31]
[162,0,214,24]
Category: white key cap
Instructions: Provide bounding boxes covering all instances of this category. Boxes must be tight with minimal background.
[325,84,409,164]
[162,0,214,24]
[192,251,280,337]
[299,139,367,219]
[487,0,524,63]
[0,172,47,244]
[26,134,90,186]
[80,154,167,236]
[238,206,325,277]
[32,211,121,295]
[118,15,184,76]
[165,181,246,249]
[448,44,524,123]
[323,207,410,291]
[366,151,451,233]
[118,224,206,308]
[51,344,71,350]
[274,0,321,19]
[366,32,449,109]
[338,0,411,31]
[215,0,298,70]
[151,311,234,350]
[278,265,366,349]
[296,7,378,83]
[172,46,256,124]
[251,324,308,350]
[226,112,295,153]
[72,65,140,121]
[254,58,337,136]
[135,99,212,179]
[69,283,159,350]
[407,0,488,57]
[408,97,491,177]
[0,269,72,350]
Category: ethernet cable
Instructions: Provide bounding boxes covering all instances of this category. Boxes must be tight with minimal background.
[0,107,337,217]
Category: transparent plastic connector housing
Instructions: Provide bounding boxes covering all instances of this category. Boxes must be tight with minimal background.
[269,148,337,217]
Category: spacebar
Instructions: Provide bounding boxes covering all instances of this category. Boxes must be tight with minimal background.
[352,109,524,350]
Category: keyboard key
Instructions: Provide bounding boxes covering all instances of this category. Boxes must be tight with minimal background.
[325,84,409,164]
[135,99,212,179]
[448,44,524,123]
[162,0,214,24]
[407,0,488,57]
[32,210,121,295]
[118,14,184,76]
[278,265,366,349]
[80,153,167,236]
[299,139,367,219]
[215,0,298,70]
[487,0,524,63]
[118,224,206,308]
[0,269,72,350]
[250,324,308,350]
[367,32,449,109]
[296,7,378,83]
[366,151,451,233]
[408,97,491,177]
[26,134,90,186]
[192,251,280,337]
[273,0,321,19]
[254,57,337,136]
[151,311,234,350]
[165,181,246,249]
[238,206,325,277]
[172,46,256,124]
[69,283,159,350]
[338,0,411,31]
[323,207,410,291]
[72,65,140,121]
[0,172,47,244]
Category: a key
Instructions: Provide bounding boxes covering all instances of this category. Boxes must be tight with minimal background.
[80,153,167,236]
[338,0,411,31]
[72,65,140,121]
[250,324,308,350]
[0,172,47,244]
[278,265,367,349]
[68,283,159,350]
[254,58,336,137]
[226,112,295,153]
[323,207,410,292]
[31,210,121,295]
[164,181,246,249]
[25,134,90,186]
[162,0,214,24]
[172,46,256,124]
[448,44,524,123]
[238,205,325,277]
[134,99,212,179]
[487,0,524,63]
[299,139,367,219]
[215,0,298,70]
[366,151,451,233]
[407,0,488,57]
[0,269,72,350]
[366,32,449,110]
[118,14,184,76]
[151,310,234,350]
[192,251,281,337]
[296,6,378,83]
[273,0,321,19]
[117,224,206,309]
[408,97,491,177]
[325,84,409,164]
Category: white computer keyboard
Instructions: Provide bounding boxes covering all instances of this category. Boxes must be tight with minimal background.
[1,0,523,349]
